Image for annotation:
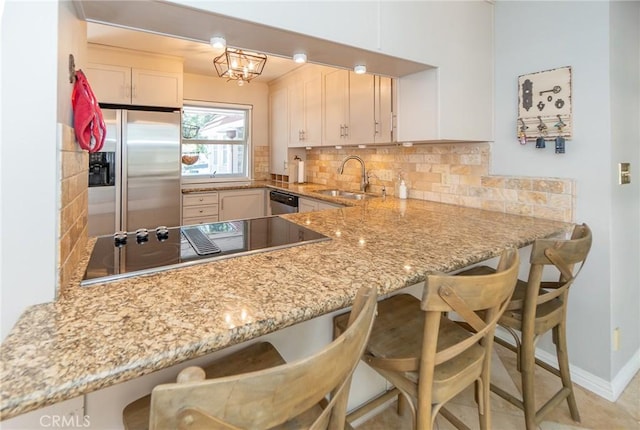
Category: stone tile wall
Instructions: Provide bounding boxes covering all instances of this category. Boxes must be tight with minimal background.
[304,143,574,222]
[58,124,88,292]
[253,145,270,180]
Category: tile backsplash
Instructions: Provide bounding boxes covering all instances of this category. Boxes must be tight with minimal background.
[303,143,574,222]
[58,123,88,294]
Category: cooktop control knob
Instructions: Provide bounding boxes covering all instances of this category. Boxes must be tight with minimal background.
[114,231,127,248]
[136,228,149,244]
[156,226,169,242]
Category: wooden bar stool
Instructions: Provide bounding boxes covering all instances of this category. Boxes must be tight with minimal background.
[457,223,592,430]
[122,285,377,430]
[334,248,520,430]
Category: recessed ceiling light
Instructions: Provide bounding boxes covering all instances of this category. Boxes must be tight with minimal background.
[354,65,366,74]
[293,53,307,64]
[210,36,226,49]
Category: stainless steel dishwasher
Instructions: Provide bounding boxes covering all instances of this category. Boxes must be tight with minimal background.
[269,190,299,214]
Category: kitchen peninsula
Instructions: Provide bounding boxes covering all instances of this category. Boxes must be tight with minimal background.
[0,185,571,421]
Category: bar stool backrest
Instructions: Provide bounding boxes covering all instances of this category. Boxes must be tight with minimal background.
[513,223,592,314]
[147,285,377,430]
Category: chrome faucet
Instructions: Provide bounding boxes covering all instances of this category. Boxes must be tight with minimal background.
[338,155,369,192]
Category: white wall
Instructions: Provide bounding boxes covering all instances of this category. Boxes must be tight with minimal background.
[494,0,640,390]
[183,73,270,150]
[609,0,640,379]
[1,1,59,340]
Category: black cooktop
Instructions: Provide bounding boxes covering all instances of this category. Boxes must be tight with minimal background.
[82,216,329,286]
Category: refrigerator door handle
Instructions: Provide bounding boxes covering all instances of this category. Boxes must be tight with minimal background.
[120,110,128,232]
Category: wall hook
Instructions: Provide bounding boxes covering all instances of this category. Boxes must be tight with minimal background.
[554,114,566,131]
[519,118,528,132]
[518,118,528,145]
[537,116,548,135]
[69,54,77,84]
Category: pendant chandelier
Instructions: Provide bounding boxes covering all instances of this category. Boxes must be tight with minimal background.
[213,48,267,86]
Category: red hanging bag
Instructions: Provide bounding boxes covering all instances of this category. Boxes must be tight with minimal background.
[71,70,106,153]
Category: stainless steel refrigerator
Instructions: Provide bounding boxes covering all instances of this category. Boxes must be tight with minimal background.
[88,108,181,236]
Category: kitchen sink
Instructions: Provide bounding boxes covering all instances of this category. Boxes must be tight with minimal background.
[313,189,370,200]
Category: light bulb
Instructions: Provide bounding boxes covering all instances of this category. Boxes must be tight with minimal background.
[237,79,245,87]
[293,53,307,63]
[210,36,226,49]
[354,65,366,74]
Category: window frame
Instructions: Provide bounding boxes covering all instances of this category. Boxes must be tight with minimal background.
[181,100,253,184]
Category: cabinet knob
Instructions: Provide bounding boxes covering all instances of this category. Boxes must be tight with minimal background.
[198,198,204,202]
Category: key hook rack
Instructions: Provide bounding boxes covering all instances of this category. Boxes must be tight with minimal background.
[517,66,573,152]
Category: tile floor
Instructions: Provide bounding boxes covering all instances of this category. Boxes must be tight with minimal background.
[356,343,639,429]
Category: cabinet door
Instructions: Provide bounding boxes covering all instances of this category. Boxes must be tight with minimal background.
[374,76,393,144]
[219,189,266,221]
[288,77,305,147]
[303,72,323,147]
[85,63,131,105]
[323,69,348,146]
[269,86,289,175]
[299,197,343,213]
[132,69,183,108]
[348,72,375,144]
[289,70,323,148]
[298,198,318,213]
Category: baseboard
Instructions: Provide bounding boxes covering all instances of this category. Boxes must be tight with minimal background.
[611,349,640,400]
[495,328,640,402]
[348,395,397,428]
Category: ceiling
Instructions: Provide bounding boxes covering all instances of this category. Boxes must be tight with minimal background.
[87,22,302,83]
[75,0,431,81]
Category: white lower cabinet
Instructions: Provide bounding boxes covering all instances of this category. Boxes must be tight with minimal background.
[182,192,219,225]
[299,197,344,213]
[218,189,266,221]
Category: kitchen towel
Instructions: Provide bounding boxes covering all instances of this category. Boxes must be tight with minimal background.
[297,160,305,183]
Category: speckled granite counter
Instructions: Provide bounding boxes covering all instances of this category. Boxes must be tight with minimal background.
[0,186,572,420]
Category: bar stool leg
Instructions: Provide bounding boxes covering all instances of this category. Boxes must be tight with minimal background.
[555,323,581,422]
[521,338,538,430]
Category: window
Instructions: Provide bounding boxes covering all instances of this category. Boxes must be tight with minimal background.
[181,102,251,181]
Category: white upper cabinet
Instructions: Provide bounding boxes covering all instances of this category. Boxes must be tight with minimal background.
[322,69,349,146]
[374,75,393,144]
[86,63,183,108]
[269,86,289,175]
[384,1,493,142]
[85,64,132,105]
[289,67,322,148]
[323,69,390,146]
[131,68,183,107]
[347,71,375,144]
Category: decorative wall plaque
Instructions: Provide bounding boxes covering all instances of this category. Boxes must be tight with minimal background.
[517,66,572,147]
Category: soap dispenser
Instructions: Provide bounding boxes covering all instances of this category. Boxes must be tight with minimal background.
[398,180,408,200]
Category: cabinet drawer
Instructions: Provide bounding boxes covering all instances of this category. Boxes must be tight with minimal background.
[183,215,219,225]
[183,193,218,206]
[183,205,218,218]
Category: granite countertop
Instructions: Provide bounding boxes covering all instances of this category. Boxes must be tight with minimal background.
[0,183,572,420]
